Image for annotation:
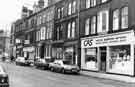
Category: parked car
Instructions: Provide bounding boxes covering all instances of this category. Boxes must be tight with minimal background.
[15,57,30,66]
[27,59,34,66]
[49,60,80,74]
[0,65,9,87]
[34,59,49,70]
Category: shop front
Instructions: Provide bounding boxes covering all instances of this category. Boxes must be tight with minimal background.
[81,30,135,76]
[23,46,35,60]
[64,41,79,65]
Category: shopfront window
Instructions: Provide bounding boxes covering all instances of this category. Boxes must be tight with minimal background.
[108,45,133,75]
[85,48,98,70]
[64,47,74,64]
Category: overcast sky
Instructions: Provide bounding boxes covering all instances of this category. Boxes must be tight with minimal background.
[0,0,40,31]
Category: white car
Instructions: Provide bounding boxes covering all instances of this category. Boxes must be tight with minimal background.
[49,60,80,74]
[15,57,30,66]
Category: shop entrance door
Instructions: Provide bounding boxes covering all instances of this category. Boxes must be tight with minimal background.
[100,47,106,72]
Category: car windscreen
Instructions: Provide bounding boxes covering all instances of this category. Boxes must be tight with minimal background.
[63,61,72,65]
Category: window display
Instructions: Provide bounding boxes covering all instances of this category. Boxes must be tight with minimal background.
[64,47,74,64]
[108,45,133,75]
[85,48,98,70]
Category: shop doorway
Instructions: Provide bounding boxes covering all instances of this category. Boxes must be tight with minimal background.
[100,47,106,72]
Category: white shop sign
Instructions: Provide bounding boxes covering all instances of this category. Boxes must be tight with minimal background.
[81,31,134,48]
[23,47,35,52]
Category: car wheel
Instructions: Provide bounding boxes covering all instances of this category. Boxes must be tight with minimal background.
[62,69,65,74]
[50,67,54,72]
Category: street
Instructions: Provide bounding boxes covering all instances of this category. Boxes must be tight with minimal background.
[0,62,134,87]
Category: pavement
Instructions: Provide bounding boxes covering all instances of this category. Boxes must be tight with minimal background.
[0,62,135,87]
[81,70,135,83]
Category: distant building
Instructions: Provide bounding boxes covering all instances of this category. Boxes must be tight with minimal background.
[0,30,10,58]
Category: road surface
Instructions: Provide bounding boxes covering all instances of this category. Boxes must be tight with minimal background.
[0,62,134,87]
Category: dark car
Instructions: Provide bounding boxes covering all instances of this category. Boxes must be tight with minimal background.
[49,60,80,74]
[34,59,50,70]
[0,65,9,87]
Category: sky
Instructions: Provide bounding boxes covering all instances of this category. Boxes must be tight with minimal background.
[0,0,40,31]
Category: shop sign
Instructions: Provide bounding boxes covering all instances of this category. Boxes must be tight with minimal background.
[15,39,21,44]
[23,47,35,52]
[24,40,30,44]
[81,31,134,48]
[17,45,23,49]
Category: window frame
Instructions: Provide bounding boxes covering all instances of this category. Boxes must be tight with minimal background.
[72,0,77,13]
[68,3,72,15]
[121,6,128,29]
[85,18,90,35]
[113,9,120,31]
[91,16,96,34]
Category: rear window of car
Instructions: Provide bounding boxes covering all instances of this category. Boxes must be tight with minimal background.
[63,61,72,65]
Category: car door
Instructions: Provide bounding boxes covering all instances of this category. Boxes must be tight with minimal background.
[56,61,63,72]
[53,61,59,70]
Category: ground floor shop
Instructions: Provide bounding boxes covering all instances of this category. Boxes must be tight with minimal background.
[81,30,135,76]
[52,41,79,65]
[23,46,35,60]
[35,42,52,59]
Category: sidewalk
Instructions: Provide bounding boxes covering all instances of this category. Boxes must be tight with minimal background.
[80,71,135,83]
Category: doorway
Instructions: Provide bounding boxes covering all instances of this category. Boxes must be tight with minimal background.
[100,47,106,72]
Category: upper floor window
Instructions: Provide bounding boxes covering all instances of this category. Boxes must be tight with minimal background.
[85,18,90,35]
[56,25,63,40]
[97,10,109,33]
[67,21,76,38]
[91,16,96,34]
[91,0,96,7]
[39,16,42,24]
[56,27,60,40]
[40,27,46,40]
[72,1,76,13]
[68,3,72,15]
[121,7,128,29]
[57,7,64,19]
[101,0,108,3]
[58,8,61,19]
[113,9,119,30]
[43,14,46,23]
[68,23,71,38]
[86,0,90,8]
[71,21,76,38]
[86,0,96,8]
[61,7,64,18]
